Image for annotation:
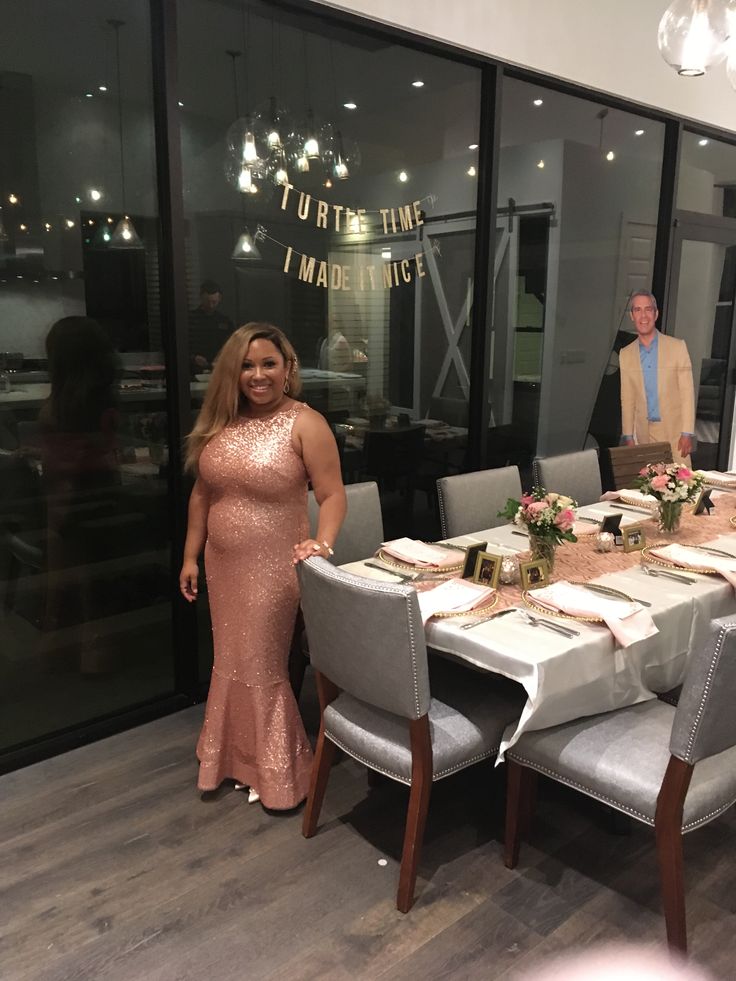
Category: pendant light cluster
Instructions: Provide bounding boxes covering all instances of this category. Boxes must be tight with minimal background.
[657,0,736,83]
[108,19,143,249]
[224,16,360,204]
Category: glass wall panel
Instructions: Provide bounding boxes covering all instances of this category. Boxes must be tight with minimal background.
[678,130,736,218]
[0,0,174,754]
[178,0,483,678]
[496,78,665,475]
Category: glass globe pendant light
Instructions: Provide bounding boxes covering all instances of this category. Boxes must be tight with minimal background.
[658,0,730,76]
[108,20,143,249]
[231,226,261,261]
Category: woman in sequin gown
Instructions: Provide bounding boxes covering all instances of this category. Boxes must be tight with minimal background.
[179,323,346,809]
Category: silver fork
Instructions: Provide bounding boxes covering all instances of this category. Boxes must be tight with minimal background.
[518,609,580,637]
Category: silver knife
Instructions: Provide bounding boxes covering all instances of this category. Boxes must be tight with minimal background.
[611,503,653,515]
[461,607,517,630]
[641,565,696,584]
[576,515,602,524]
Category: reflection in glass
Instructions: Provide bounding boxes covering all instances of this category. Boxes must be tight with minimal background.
[497,78,665,469]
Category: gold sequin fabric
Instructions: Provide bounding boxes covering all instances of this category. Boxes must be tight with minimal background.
[196,402,313,808]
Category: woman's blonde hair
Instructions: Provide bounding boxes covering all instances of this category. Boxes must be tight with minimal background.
[184,322,301,472]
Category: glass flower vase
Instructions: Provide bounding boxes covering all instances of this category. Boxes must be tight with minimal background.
[657,500,683,534]
[528,532,557,573]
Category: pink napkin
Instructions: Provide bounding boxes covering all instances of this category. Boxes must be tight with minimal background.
[573,520,600,537]
[381,537,462,569]
[416,579,494,623]
[650,544,736,589]
[529,581,658,647]
[698,470,736,488]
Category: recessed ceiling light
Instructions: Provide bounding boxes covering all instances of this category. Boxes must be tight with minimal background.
[8,193,18,204]
[634,129,645,136]
[411,80,424,88]
[468,143,479,150]
[537,160,545,169]
[398,170,408,182]
[85,92,93,98]
[606,150,615,161]
[699,138,709,146]
[381,248,392,260]
[178,100,184,107]
[89,189,102,201]
[533,98,543,107]
[343,102,357,110]
[467,166,476,177]
[99,85,107,92]
[19,224,27,231]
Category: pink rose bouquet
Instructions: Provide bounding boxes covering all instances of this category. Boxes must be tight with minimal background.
[634,462,703,504]
[498,487,578,545]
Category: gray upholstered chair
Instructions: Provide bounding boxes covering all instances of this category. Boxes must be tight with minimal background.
[436,466,522,539]
[504,613,736,952]
[292,482,385,700]
[299,557,524,913]
[532,449,602,505]
[308,480,384,566]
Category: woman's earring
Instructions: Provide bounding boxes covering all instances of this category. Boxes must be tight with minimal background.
[283,378,290,394]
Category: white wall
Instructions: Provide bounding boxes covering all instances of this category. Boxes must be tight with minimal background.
[316,0,736,136]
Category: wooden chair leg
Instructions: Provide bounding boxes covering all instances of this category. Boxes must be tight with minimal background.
[302,671,340,839]
[505,760,535,869]
[655,757,693,953]
[302,726,337,838]
[396,716,433,913]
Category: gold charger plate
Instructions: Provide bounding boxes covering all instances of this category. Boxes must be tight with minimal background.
[700,473,736,489]
[375,547,464,574]
[640,543,728,576]
[619,492,657,510]
[431,591,498,619]
[618,492,696,514]
[522,581,636,624]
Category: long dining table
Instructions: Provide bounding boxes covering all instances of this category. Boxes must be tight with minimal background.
[341,493,736,759]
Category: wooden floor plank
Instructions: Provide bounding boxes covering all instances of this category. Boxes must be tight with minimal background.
[2,701,735,980]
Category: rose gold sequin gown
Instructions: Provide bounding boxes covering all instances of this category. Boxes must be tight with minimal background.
[196,402,313,808]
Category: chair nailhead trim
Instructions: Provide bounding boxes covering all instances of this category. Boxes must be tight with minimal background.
[682,622,734,762]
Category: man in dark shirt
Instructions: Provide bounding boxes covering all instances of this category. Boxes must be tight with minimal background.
[188,280,235,371]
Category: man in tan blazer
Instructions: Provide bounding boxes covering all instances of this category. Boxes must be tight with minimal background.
[620,291,695,466]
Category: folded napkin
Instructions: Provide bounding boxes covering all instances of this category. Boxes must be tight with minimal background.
[416,579,494,623]
[381,537,461,568]
[573,519,600,537]
[529,580,658,647]
[650,544,736,589]
[698,470,736,487]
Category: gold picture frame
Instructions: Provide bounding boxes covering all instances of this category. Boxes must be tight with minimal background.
[622,524,646,552]
[462,541,488,579]
[472,551,501,588]
[519,557,550,590]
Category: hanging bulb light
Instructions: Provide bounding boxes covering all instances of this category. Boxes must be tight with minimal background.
[108,20,143,250]
[296,154,310,173]
[110,216,143,248]
[333,130,349,179]
[232,227,261,260]
[274,150,289,185]
[658,0,730,76]
[304,110,319,159]
[242,121,259,164]
[266,97,282,149]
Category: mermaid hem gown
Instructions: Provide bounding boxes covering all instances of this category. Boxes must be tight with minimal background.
[196,402,313,809]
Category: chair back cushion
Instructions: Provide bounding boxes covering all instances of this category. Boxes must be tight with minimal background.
[308,481,384,566]
[607,442,673,490]
[671,614,736,764]
[436,466,521,539]
[534,449,602,505]
[298,557,430,719]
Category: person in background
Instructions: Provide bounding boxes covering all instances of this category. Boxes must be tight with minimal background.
[188,280,235,373]
[620,290,695,466]
[179,322,346,809]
